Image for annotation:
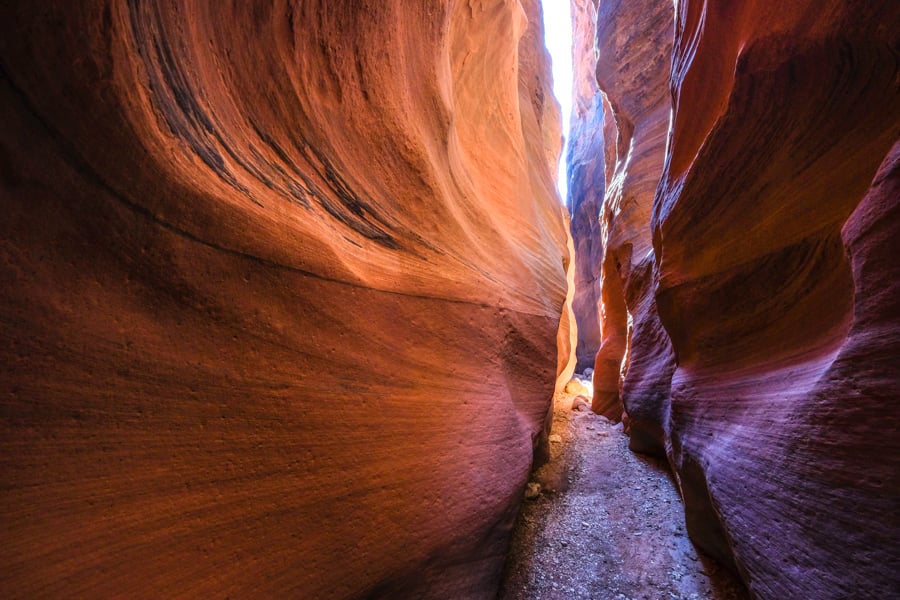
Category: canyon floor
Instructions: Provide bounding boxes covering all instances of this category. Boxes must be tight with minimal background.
[498,384,750,600]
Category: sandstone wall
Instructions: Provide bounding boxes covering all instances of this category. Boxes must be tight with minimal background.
[573,1,672,422]
[565,0,604,372]
[0,1,569,597]
[571,0,900,596]
[654,2,900,596]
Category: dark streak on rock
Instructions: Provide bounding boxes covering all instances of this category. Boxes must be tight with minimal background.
[123,0,413,252]
[251,116,404,250]
[0,60,508,311]
[127,0,259,205]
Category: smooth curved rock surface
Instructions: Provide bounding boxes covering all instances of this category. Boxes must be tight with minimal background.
[565,0,604,373]
[577,0,674,422]
[567,0,900,596]
[651,1,900,597]
[0,1,569,597]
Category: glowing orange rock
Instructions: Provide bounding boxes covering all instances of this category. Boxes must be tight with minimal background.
[0,1,570,596]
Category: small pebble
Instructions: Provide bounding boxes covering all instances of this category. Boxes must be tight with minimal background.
[524,482,542,500]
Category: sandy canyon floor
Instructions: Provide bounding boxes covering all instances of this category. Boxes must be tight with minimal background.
[499,385,750,600]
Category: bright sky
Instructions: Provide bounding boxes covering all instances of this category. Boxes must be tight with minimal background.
[540,0,574,203]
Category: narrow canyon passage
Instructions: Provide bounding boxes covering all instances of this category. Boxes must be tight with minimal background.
[499,382,748,600]
[2,1,899,598]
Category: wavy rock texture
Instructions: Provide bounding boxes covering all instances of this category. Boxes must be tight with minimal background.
[569,0,900,596]
[554,213,579,400]
[565,0,604,372]
[654,2,900,596]
[0,1,570,597]
[578,0,674,422]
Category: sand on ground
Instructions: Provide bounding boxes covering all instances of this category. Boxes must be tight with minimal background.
[499,389,749,600]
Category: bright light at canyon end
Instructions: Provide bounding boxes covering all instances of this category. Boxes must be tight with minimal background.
[540,0,574,202]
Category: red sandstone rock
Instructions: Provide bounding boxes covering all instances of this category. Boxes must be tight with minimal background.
[619,256,675,457]
[555,211,579,398]
[570,0,900,596]
[653,2,900,595]
[0,1,569,597]
[566,0,604,372]
[569,0,674,422]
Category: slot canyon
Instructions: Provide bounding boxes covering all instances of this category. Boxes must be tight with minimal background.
[1,0,898,598]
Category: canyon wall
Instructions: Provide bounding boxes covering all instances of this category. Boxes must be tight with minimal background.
[0,1,570,597]
[571,0,900,597]
[567,0,675,422]
[565,0,604,372]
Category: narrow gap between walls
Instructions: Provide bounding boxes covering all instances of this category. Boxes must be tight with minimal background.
[539,0,574,204]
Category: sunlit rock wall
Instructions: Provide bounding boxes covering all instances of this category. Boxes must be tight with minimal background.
[0,1,569,597]
[570,0,900,596]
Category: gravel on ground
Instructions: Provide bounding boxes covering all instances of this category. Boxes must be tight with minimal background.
[498,389,750,600]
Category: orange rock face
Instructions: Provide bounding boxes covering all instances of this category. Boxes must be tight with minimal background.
[571,0,900,596]
[0,1,569,597]
[568,0,674,421]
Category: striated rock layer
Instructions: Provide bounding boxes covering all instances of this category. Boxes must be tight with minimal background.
[565,0,604,372]
[0,1,570,597]
[569,0,674,422]
[570,0,900,597]
[654,2,900,596]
